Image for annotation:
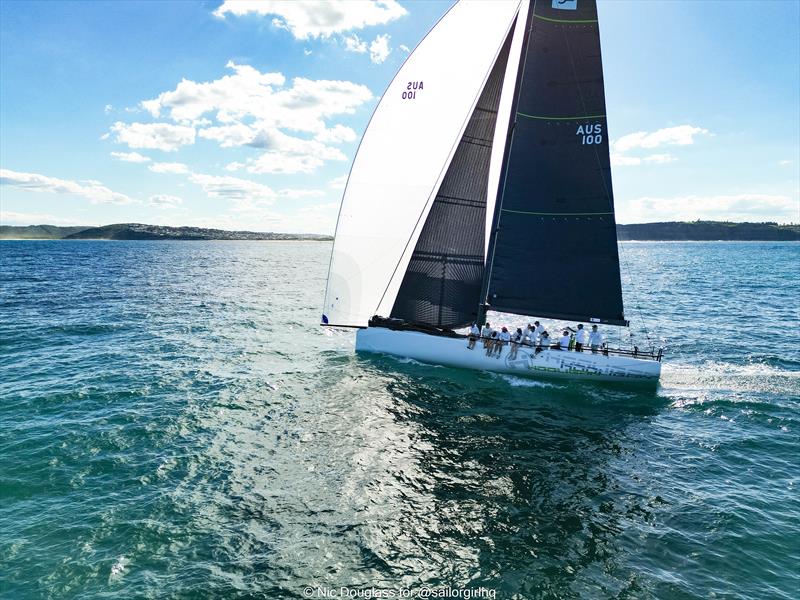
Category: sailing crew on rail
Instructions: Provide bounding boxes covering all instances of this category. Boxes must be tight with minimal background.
[509,328,523,359]
[575,324,588,352]
[534,321,545,340]
[524,324,536,346]
[485,331,498,356]
[481,322,493,350]
[496,327,511,357]
[589,325,603,354]
[467,323,480,350]
[537,330,549,350]
[559,330,571,351]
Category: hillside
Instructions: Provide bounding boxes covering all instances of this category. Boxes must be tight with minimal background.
[0,225,90,239]
[63,223,331,241]
[616,221,799,241]
[2,221,797,241]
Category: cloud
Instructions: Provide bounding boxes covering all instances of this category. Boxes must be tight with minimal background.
[613,125,709,153]
[210,126,348,174]
[611,125,708,167]
[0,168,135,204]
[0,210,86,225]
[618,193,798,223]
[399,44,410,53]
[109,121,196,152]
[212,0,407,40]
[188,172,277,203]
[110,151,151,163]
[343,34,367,53]
[104,104,113,114]
[778,160,793,166]
[328,174,348,190]
[148,161,190,174]
[611,152,677,167]
[123,62,371,174]
[313,124,357,144]
[368,33,391,64]
[148,194,183,208]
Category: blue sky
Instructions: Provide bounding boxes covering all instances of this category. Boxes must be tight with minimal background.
[1,0,798,233]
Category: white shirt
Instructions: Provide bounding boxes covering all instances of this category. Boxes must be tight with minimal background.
[470,324,480,336]
[481,325,493,338]
[559,334,570,349]
[499,330,511,342]
[576,328,589,344]
[535,324,545,337]
[589,331,603,346]
[538,334,548,347]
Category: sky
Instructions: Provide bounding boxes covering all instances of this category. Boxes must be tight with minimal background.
[0,0,798,234]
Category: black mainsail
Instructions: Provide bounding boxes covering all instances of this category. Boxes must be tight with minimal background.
[482,0,627,326]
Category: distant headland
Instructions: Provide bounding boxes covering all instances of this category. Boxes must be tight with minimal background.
[0,221,798,241]
[0,223,333,241]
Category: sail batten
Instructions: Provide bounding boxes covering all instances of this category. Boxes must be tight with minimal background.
[482,0,626,327]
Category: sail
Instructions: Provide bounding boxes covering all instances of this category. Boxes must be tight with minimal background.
[322,0,522,328]
[388,26,515,329]
[484,0,628,326]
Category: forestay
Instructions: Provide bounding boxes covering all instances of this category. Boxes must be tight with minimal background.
[323,0,522,328]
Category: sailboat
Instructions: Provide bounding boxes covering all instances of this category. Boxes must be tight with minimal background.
[322,0,662,383]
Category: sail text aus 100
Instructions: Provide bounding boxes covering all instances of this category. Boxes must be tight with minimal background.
[577,123,603,145]
[402,81,424,100]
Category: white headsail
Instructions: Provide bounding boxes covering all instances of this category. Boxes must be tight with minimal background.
[323,0,522,327]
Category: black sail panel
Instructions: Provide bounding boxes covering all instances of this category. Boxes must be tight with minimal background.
[390,28,514,329]
[485,0,627,326]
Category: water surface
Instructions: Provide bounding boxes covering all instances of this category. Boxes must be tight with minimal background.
[1,240,798,599]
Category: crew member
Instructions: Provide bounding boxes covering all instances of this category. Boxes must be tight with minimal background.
[575,324,588,352]
[481,322,493,350]
[589,325,603,354]
[496,327,511,357]
[559,330,571,350]
[467,323,480,349]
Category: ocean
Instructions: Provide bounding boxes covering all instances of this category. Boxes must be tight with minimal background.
[1,240,798,599]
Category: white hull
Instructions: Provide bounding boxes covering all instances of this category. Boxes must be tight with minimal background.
[356,327,661,383]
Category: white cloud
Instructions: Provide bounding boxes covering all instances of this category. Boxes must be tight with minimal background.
[0,211,86,226]
[328,174,348,190]
[343,34,367,53]
[618,193,798,223]
[399,44,410,53]
[124,62,371,174]
[104,104,113,114]
[314,124,357,144]
[212,1,407,40]
[208,126,348,174]
[188,172,277,202]
[148,161,190,174]
[778,160,793,166]
[109,121,196,152]
[613,125,709,153]
[0,168,135,204]
[369,34,391,64]
[611,125,708,167]
[148,194,183,208]
[110,151,151,163]
[611,152,677,167]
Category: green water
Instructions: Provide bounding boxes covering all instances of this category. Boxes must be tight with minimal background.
[1,240,798,599]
